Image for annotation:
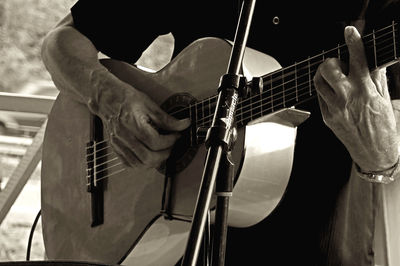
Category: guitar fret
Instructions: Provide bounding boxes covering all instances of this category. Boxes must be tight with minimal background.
[393,21,397,59]
[201,100,205,125]
[364,26,395,69]
[282,64,297,108]
[174,21,400,138]
[270,74,274,112]
[373,29,378,68]
[197,20,398,132]
[307,57,312,96]
[282,69,286,107]
[189,103,193,146]
[295,60,310,102]
[271,71,284,111]
[250,90,254,121]
[241,95,251,125]
[239,101,244,126]
[236,101,242,126]
[196,102,202,126]
[205,98,215,127]
[252,82,262,120]
[191,103,199,146]
[41,26,400,256]
[259,83,263,116]
[208,97,211,121]
[294,62,298,102]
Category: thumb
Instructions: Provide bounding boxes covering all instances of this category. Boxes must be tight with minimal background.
[153,111,191,132]
[344,26,369,78]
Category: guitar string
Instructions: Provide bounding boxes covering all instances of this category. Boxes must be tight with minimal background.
[86,162,126,181]
[86,150,115,163]
[168,25,396,119]
[85,45,396,164]
[86,139,109,150]
[85,58,394,185]
[85,78,323,184]
[85,48,396,162]
[87,168,127,186]
[173,32,397,125]
[195,41,397,125]
[85,73,370,184]
[195,36,396,125]
[85,25,398,181]
[84,27,397,151]
[84,46,392,183]
[87,156,119,169]
[86,144,110,157]
[87,161,124,177]
[86,163,126,186]
[85,44,397,171]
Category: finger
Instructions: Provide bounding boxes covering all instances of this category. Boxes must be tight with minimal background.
[136,91,191,132]
[136,119,181,150]
[371,67,389,99]
[128,114,179,150]
[318,58,349,96]
[109,133,140,167]
[344,26,369,78]
[151,109,191,132]
[314,64,338,103]
[115,133,171,168]
[316,94,333,126]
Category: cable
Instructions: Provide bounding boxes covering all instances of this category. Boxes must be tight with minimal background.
[26,209,41,261]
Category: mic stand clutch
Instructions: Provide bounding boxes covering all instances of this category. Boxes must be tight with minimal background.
[181,1,256,265]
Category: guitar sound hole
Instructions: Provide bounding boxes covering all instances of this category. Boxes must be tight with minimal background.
[160,93,198,174]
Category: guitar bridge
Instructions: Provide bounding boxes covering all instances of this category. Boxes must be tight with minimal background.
[86,115,106,227]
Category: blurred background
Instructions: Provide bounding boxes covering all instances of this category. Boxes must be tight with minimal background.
[0,0,77,261]
[0,0,174,262]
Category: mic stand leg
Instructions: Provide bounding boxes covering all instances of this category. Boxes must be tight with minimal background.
[211,151,235,266]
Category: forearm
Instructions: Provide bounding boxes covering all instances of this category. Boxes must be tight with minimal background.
[41,15,129,118]
[41,14,190,168]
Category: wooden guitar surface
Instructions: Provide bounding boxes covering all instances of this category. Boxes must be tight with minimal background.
[41,37,296,265]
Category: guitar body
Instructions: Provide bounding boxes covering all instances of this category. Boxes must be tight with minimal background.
[41,38,300,265]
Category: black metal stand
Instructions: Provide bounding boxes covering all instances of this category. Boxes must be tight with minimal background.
[181,1,256,265]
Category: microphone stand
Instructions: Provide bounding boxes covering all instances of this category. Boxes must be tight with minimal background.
[181,1,256,265]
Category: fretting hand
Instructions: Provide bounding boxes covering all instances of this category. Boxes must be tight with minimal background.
[314,26,399,172]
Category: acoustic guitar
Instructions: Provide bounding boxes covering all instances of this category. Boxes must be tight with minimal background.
[41,22,399,265]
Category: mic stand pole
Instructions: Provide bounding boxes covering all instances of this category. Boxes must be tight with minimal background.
[181,1,256,265]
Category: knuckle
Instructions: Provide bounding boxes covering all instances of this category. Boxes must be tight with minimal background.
[321,58,335,70]
[138,114,150,125]
[322,114,334,128]
[313,71,322,85]
[322,58,344,75]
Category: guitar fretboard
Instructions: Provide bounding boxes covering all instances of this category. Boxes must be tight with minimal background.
[181,22,400,145]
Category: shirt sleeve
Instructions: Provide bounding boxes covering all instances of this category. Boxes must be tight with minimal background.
[71,0,176,63]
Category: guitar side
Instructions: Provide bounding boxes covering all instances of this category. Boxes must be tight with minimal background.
[41,37,297,265]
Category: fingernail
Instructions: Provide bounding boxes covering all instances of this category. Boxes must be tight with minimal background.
[345,26,360,43]
[178,118,191,129]
[181,118,191,124]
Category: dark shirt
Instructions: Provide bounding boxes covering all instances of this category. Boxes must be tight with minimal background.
[71,1,400,265]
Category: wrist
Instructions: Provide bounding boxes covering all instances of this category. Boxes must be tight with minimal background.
[87,68,130,120]
[354,156,400,184]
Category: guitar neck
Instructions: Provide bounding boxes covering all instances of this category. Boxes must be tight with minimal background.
[186,21,400,145]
